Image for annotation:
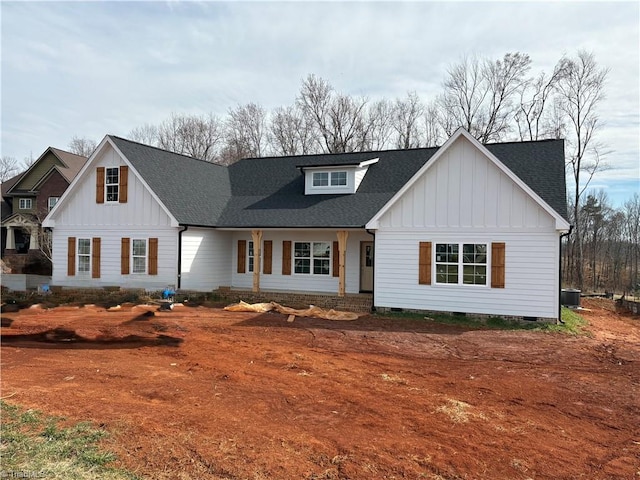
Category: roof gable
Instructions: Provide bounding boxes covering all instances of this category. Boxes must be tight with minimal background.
[7,148,87,194]
[366,128,570,230]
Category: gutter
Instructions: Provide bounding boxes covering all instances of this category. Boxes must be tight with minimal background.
[366,228,376,313]
[177,225,189,289]
[558,225,574,324]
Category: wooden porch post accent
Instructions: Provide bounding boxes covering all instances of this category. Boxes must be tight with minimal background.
[337,231,348,297]
[251,230,263,293]
[91,238,101,279]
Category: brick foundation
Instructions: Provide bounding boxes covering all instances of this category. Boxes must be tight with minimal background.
[212,288,374,313]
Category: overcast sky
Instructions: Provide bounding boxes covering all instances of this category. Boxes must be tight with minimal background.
[2,1,638,207]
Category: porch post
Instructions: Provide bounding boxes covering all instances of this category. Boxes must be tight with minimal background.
[5,226,15,250]
[251,229,263,293]
[337,230,348,297]
[29,226,39,250]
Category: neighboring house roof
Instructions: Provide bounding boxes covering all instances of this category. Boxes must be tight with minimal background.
[6,147,87,195]
[49,148,87,183]
[1,172,23,221]
[102,133,568,229]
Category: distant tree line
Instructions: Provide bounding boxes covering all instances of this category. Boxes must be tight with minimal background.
[564,192,640,295]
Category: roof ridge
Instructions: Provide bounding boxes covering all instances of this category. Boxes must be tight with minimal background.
[49,147,88,159]
[108,135,228,168]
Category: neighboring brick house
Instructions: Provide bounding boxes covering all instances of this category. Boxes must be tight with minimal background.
[1,147,87,274]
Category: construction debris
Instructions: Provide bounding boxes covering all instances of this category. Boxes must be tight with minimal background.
[223,301,360,321]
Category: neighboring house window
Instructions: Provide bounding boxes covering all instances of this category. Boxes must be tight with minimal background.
[435,243,487,285]
[106,167,119,202]
[18,198,32,210]
[132,239,147,274]
[77,238,91,273]
[312,171,347,187]
[48,197,59,211]
[294,241,331,275]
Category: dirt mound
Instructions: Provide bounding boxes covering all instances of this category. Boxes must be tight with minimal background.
[1,299,638,479]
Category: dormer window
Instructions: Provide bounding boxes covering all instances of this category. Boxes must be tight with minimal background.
[302,158,378,195]
[312,171,347,187]
[330,171,347,186]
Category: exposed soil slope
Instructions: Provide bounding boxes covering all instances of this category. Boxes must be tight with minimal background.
[1,299,638,479]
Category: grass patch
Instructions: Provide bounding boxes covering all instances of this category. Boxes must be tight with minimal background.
[0,401,139,479]
[377,307,588,335]
[545,307,589,335]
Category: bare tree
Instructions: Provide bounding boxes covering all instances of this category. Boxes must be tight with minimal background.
[393,92,424,149]
[364,99,395,151]
[1,156,21,182]
[157,113,224,162]
[438,52,531,143]
[128,123,159,146]
[268,105,314,156]
[68,136,97,157]
[422,101,445,147]
[297,74,370,153]
[624,193,640,293]
[555,50,609,289]
[515,61,567,141]
[225,103,267,161]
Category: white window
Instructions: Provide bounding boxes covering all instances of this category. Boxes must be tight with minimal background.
[106,167,119,202]
[312,171,347,187]
[248,241,254,273]
[132,239,147,274]
[312,172,329,187]
[330,171,347,186]
[18,198,32,210]
[77,238,91,273]
[48,197,59,211]
[294,241,331,275]
[435,243,487,285]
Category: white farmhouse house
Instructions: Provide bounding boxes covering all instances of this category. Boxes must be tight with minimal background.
[43,128,570,321]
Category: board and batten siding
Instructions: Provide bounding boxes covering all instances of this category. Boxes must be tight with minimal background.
[48,143,178,289]
[50,226,178,289]
[51,146,173,228]
[180,228,232,291]
[230,230,371,294]
[373,136,561,319]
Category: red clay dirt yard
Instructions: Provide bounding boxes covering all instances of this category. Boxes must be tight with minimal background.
[1,298,639,479]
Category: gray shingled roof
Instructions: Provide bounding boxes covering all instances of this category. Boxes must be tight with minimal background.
[110,136,231,226]
[108,135,568,228]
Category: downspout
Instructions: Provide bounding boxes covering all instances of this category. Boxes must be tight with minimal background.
[558,225,574,324]
[177,225,189,289]
[366,228,376,313]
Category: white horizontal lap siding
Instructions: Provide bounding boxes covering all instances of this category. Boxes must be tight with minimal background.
[231,231,371,294]
[180,228,231,291]
[53,146,172,227]
[51,226,178,290]
[374,230,559,318]
[373,136,561,318]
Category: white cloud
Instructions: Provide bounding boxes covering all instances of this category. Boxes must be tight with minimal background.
[1,1,638,205]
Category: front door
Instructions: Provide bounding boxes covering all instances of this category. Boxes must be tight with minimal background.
[360,241,374,292]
